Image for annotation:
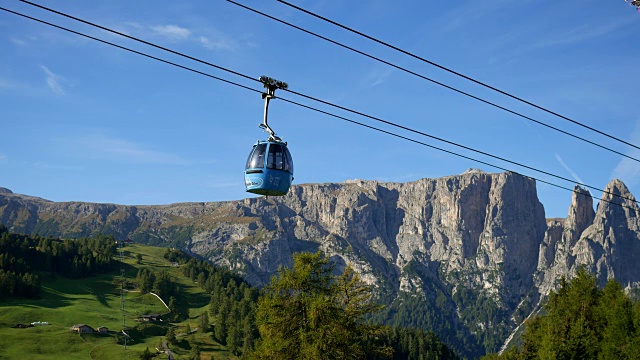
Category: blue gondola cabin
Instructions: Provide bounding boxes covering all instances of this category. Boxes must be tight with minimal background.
[244,140,293,196]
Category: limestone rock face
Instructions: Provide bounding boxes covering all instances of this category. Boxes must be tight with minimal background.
[535,186,595,294]
[572,180,640,285]
[534,181,640,294]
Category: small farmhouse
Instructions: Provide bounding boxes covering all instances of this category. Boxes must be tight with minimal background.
[97,326,109,334]
[71,324,95,333]
[114,239,134,245]
[12,324,33,328]
[141,314,162,322]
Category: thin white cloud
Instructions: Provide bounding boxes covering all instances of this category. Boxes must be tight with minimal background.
[370,69,392,88]
[361,68,394,88]
[0,78,22,91]
[0,153,6,160]
[612,120,640,186]
[150,24,191,41]
[68,133,191,165]
[0,77,43,97]
[203,176,237,189]
[11,38,27,46]
[122,22,143,32]
[40,66,65,95]
[110,22,191,42]
[114,22,239,51]
[555,153,584,184]
[438,0,518,33]
[199,35,234,50]
[33,162,82,171]
[527,17,635,50]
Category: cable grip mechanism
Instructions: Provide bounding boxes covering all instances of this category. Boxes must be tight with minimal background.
[259,75,288,142]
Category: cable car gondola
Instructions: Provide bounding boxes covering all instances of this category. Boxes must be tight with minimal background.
[244,76,294,196]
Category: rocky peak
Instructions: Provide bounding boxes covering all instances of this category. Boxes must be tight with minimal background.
[0,188,13,194]
[595,179,640,228]
[536,185,595,294]
[601,179,634,204]
[565,185,595,245]
[571,179,640,285]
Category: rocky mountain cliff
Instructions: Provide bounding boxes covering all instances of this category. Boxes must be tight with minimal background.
[537,180,640,289]
[2,171,640,358]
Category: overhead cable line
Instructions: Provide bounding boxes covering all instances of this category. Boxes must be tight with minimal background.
[282,85,640,207]
[19,0,640,163]
[276,0,640,153]
[2,6,638,211]
[226,0,640,165]
[13,0,640,173]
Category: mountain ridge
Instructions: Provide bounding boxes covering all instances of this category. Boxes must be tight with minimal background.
[2,170,640,358]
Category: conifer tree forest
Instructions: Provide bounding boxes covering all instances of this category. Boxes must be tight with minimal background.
[176,250,260,356]
[247,251,458,360]
[0,224,457,359]
[482,268,640,359]
[150,249,459,359]
[0,224,115,299]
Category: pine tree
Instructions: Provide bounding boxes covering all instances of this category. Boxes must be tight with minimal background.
[215,300,229,342]
[139,347,153,360]
[482,268,640,359]
[199,312,210,333]
[168,296,177,320]
[599,280,635,359]
[197,272,206,287]
[226,322,242,355]
[241,315,257,356]
[166,327,177,345]
[248,251,391,359]
[209,287,222,317]
[189,344,201,360]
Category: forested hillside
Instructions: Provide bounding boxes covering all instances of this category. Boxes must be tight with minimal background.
[248,251,459,360]
[0,226,458,359]
[0,223,115,299]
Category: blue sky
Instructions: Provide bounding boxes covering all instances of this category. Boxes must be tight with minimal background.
[0,0,638,218]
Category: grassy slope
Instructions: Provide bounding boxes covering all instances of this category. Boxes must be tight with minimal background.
[0,243,237,360]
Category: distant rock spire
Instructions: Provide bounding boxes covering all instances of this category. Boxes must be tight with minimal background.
[536,185,595,294]
[573,179,640,285]
[565,185,595,245]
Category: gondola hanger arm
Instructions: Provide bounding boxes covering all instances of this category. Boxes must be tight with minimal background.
[259,75,288,143]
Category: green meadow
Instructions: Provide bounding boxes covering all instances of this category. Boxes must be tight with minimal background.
[0,243,237,359]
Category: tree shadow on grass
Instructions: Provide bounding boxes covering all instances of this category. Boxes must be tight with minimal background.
[16,285,74,309]
[179,291,210,321]
[119,322,171,346]
[177,338,192,351]
[198,342,227,354]
[94,292,110,308]
[44,262,140,308]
